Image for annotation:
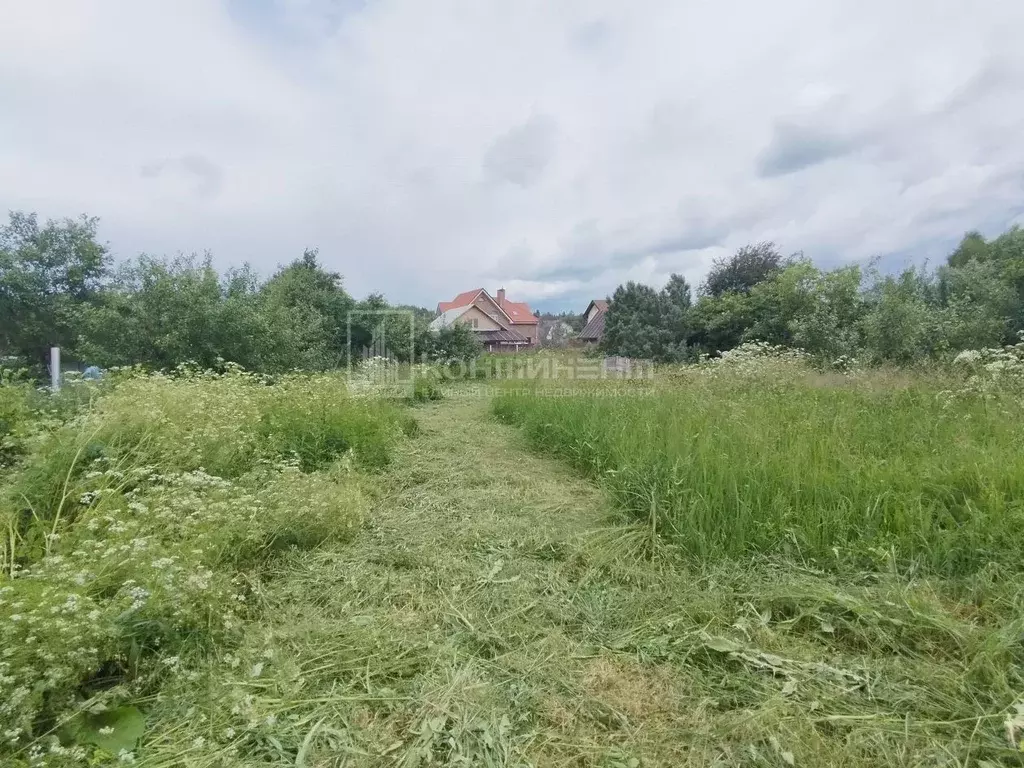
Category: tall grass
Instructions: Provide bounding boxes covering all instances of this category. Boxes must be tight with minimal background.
[0,368,412,760]
[493,364,1024,574]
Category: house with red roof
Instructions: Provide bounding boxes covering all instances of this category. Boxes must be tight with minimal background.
[430,288,539,352]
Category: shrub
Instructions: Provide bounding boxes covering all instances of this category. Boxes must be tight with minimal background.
[410,373,444,403]
[0,372,34,467]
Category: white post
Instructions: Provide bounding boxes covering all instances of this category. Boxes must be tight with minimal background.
[50,347,60,392]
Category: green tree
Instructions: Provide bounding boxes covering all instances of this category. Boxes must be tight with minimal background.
[701,241,786,298]
[0,212,108,371]
[261,249,356,366]
[427,322,481,362]
[688,291,755,355]
[947,230,989,267]
[859,269,941,364]
[81,254,262,370]
[600,278,689,361]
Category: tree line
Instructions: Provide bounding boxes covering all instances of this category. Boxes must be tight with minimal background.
[0,211,479,377]
[599,229,1024,364]
[5,209,1023,375]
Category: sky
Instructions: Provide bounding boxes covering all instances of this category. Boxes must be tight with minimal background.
[3,1,1024,312]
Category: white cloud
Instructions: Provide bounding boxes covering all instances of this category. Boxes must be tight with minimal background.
[2,0,1024,311]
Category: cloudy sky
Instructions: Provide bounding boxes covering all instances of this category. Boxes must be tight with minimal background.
[3,0,1024,311]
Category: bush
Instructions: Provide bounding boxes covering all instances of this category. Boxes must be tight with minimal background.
[0,372,34,467]
[410,373,444,403]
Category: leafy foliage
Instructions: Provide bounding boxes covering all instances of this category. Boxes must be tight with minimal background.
[600,275,693,361]
[602,226,1024,363]
[701,241,786,298]
[0,213,107,371]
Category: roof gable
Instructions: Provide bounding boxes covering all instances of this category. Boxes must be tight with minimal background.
[578,310,606,340]
[473,292,513,326]
[436,287,535,326]
[437,288,485,315]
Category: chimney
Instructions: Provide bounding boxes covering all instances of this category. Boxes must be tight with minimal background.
[497,287,506,304]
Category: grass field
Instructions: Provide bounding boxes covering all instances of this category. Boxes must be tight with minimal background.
[491,357,1024,574]
[2,355,1024,766]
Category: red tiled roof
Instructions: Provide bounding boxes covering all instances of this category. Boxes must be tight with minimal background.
[497,298,536,324]
[437,288,484,314]
[436,289,536,325]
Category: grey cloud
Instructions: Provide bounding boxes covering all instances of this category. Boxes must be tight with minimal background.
[570,19,611,51]
[482,115,557,188]
[5,1,1024,311]
[757,122,859,177]
[141,154,224,198]
[525,207,735,284]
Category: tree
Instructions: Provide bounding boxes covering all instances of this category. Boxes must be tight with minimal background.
[701,241,785,297]
[787,265,865,359]
[688,290,754,355]
[0,212,108,370]
[859,269,941,364]
[600,277,691,361]
[426,322,481,362]
[260,249,356,366]
[947,231,989,267]
[81,254,268,370]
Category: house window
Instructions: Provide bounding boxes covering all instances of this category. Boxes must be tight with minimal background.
[470,318,479,328]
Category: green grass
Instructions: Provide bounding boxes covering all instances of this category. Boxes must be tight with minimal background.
[4,368,1024,766]
[0,369,409,763]
[122,396,1024,766]
[492,366,1024,574]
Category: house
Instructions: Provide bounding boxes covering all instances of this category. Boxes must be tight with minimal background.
[577,299,608,344]
[430,288,539,352]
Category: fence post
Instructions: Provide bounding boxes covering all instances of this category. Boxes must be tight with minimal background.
[50,347,60,392]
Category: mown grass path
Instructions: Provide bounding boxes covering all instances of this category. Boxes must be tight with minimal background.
[253,395,711,767]
[209,395,1019,767]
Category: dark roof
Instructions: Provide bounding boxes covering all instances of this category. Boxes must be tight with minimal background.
[578,310,606,341]
[479,328,529,344]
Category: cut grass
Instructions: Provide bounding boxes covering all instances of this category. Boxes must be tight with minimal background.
[130,393,1024,767]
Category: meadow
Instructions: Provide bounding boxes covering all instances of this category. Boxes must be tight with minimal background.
[0,367,412,765]
[2,346,1024,766]
[492,344,1024,575]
